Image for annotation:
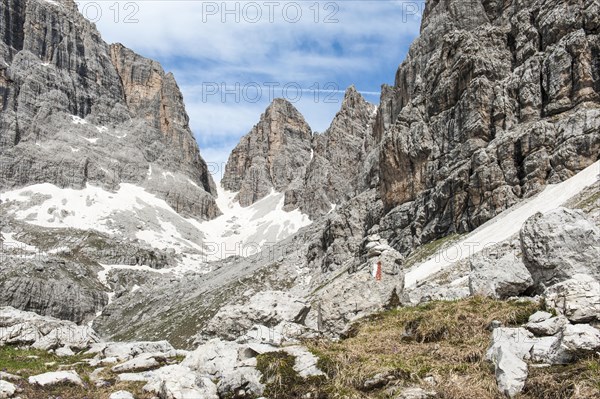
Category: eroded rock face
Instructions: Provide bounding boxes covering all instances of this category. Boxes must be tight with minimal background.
[0,257,108,323]
[0,0,218,221]
[376,0,600,254]
[298,86,377,218]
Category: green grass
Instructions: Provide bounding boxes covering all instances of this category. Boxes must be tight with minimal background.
[0,345,155,399]
[0,345,94,378]
[255,351,327,399]
[575,190,600,211]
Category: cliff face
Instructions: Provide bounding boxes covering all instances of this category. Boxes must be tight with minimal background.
[374,0,600,253]
[0,0,218,220]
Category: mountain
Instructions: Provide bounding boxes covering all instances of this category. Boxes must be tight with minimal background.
[374,0,600,253]
[0,0,218,221]
[223,86,377,219]
[1,0,600,398]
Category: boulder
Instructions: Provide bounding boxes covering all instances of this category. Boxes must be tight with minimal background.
[490,344,528,398]
[527,311,553,323]
[469,250,533,298]
[525,315,568,336]
[486,328,538,361]
[544,274,600,323]
[559,324,600,355]
[55,345,75,357]
[201,291,310,342]
[520,208,600,287]
[112,353,161,373]
[182,339,241,377]
[142,365,219,399]
[305,264,404,336]
[28,370,84,387]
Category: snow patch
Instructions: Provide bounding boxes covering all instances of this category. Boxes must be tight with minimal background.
[71,115,87,125]
[79,136,99,144]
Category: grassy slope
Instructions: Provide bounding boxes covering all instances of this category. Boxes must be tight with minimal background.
[256,297,600,399]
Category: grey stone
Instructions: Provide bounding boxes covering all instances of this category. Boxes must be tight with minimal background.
[528,311,553,324]
[469,244,533,299]
[490,344,528,398]
[396,387,436,399]
[112,354,161,373]
[0,380,17,399]
[0,306,100,350]
[520,208,600,287]
[109,391,134,399]
[28,370,84,387]
[544,274,600,323]
[525,316,568,336]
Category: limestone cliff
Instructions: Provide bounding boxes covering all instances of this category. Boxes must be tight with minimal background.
[0,0,218,220]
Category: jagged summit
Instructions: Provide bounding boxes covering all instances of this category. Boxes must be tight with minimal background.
[222,87,377,219]
[221,97,313,206]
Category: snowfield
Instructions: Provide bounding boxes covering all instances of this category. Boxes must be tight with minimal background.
[1,180,311,265]
[405,160,600,287]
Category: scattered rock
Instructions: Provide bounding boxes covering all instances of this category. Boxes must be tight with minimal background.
[55,345,75,357]
[112,353,161,373]
[89,340,175,361]
[0,372,21,382]
[490,344,528,398]
[0,306,100,350]
[0,380,17,399]
[544,274,600,323]
[396,387,436,399]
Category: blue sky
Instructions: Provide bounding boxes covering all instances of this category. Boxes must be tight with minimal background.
[78,0,424,180]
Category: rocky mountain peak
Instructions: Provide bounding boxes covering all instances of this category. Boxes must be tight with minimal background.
[221,98,312,206]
